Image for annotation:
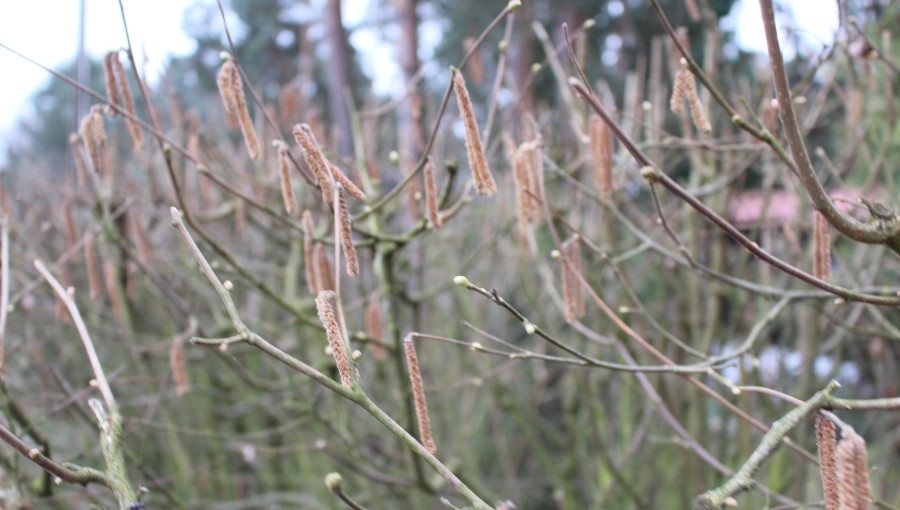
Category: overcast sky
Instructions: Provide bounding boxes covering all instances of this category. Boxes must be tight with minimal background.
[0,0,838,160]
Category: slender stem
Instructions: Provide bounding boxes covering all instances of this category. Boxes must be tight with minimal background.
[694,381,840,509]
[0,422,107,486]
[170,207,492,509]
[33,261,116,413]
[758,0,900,247]
[568,79,900,305]
[355,2,517,222]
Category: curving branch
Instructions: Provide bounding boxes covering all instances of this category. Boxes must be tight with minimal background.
[693,381,841,509]
[759,0,900,251]
[567,78,900,306]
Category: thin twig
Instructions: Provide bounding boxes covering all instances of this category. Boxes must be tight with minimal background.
[33,260,116,413]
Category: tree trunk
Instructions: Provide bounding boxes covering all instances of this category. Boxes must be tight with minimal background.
[396,0,424,162]
[324,0,354,158]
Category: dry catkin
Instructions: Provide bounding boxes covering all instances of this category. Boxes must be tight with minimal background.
[364,297,388,360]
[132,210,152,266]
[314,243,334,292]
[111,52,144,149]
[102,260,125,325]
[69,134,88,188]
[813,211,831,282]
[528,140,545,215]
[404,335,436,453]
[102,52,121,111]
[511,144,533,238]
[293,123,334,203]
[302,211,317,294]
[462,37,485,84]
[220,61,260,159]
[63,201,79,261]
[672,68,712,133]
[169,335,190,396]
[277,143,296,215]
[216,60,238,128]
[365,297,383,340]
[686,75,712,133]
[316,292,353,389]
[336,189,358,276]
[423,159,442,228]
[670,68,689,115]
[590,114,614,201]
[331,164,366,202]
[561,237,584,322]
[452,71,496,195]
[279,82,302,128]
[521,142,542,221]
[815,414,840,510]
[836,428,872,510]
[79,106,106,172]
[84,232,101,300]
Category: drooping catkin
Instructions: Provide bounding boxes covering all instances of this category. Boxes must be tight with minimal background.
[511,145,531,238]
[302,211,317,294]
[279,82,302,128]
[277,142,296,215]
[169,335,190,397]
[590,114,614,200]
[336,189,358,276]
[452,71,496,195]
[331,164,366,202]
[293,123,334,203]
[102,260,125,325]
[79,106,106,172]
[403,334,436,453]
[365,297,383,340]
[462,37,485,84]
[313,242,334,292]
[813,211,831,281]
[520,142,542,221]
[423,159,442,228]
[216,60,238,128]
[560,237,584,322]
[63,201,79,262]
[102,52,121,111]
[671,68,711,133]
[110,51,144,149]
[670,68,688,115]
[528,138,545,213]
[364,297,388,360]
[84,232,101,300]
[836,428,872,510]
[316,292,353,389]
[69,133,88,188]
[219,60,259,159]
[815,414,840,510]
[132,210,152,266]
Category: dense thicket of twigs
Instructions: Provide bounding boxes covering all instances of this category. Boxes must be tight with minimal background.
[0,1,899,509]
